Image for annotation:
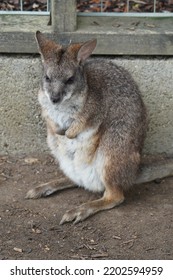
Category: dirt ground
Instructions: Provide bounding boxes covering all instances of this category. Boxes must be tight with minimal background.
[0,154,173,260]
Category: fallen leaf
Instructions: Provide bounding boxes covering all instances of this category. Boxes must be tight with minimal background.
[24,157,39,164]
[13,247,23,253]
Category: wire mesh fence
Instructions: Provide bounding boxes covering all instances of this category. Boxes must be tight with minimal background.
[77,0,173,14]
[0,1,173,16]
[0,0,50,14]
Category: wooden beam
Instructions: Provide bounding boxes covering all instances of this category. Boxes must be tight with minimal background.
[0,31,173,55]
[0,15,173,55]
[51,0,77,32]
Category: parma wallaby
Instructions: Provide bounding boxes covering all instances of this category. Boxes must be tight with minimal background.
[26,31,173,224]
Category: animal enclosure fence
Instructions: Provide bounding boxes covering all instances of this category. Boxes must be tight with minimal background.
[0,0,172,55]
[0,0,173,16]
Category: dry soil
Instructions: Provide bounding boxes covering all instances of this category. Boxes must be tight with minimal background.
[0,154,173,260]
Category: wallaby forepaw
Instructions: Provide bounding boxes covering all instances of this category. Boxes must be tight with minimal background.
[65,119,84,139]
[65,128,77,139]
[60,205,92,225]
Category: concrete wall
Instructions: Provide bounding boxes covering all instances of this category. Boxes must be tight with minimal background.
[0,55,173,155]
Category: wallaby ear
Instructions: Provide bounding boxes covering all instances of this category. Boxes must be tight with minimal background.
[77,39,97,63]
[35,30,46,48]
[35,31,62,62]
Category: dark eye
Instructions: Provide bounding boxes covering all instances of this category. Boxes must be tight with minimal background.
[44,75,51,82]
[65,76,75,85]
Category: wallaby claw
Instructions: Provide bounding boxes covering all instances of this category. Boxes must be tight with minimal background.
[60,205,92,225]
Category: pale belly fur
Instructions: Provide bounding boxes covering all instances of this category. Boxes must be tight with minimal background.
[39,90,105,193]
[47,129,105,193]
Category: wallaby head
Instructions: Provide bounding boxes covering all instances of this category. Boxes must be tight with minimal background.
[35,31,97,104]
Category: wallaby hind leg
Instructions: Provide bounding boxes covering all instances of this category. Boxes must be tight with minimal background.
[26,176,75,199]
[60,186,124,225]
[60,155,125,224]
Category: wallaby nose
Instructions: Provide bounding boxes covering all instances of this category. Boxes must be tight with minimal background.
[50,96,61,104]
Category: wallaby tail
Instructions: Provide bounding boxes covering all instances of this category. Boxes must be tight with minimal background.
[136,155,173,185]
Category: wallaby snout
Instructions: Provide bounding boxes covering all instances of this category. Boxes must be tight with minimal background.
[50,95,61,104]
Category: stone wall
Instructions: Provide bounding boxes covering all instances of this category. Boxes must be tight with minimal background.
[0,55,173,155]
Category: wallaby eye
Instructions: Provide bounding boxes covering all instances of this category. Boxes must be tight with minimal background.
[44,75,51,82]
[65,76,75,85]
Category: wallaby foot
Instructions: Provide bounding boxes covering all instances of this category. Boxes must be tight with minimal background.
[60,187,124,225]
[26,177,75,199]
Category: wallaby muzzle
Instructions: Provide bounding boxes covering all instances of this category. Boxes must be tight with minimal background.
[50,96,61,104]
